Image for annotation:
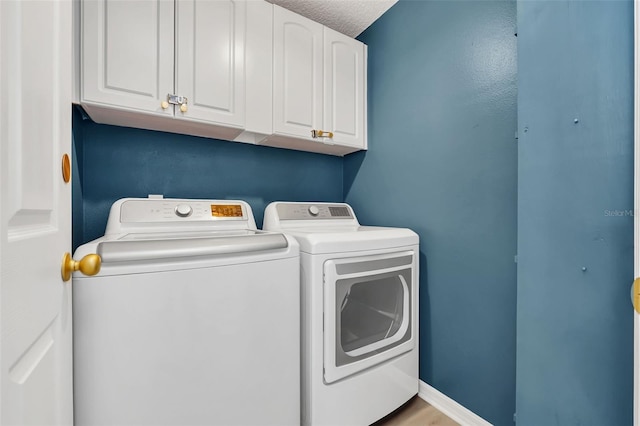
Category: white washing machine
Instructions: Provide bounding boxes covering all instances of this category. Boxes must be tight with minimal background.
[263,202,419,426]
[73,197,300,426]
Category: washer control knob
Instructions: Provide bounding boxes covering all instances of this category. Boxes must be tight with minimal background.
[308,205,320,216]
[175,204,193,217]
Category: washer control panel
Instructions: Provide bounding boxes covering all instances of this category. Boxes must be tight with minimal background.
[274,203,354,220]
[104,197,258,235]
[174,204,193,217]
[120,199,247,223]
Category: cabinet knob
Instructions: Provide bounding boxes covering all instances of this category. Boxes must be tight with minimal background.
[161,101,169,110]
[180,103,188,113]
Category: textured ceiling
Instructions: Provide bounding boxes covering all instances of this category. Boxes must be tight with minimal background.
[267,0,398,38]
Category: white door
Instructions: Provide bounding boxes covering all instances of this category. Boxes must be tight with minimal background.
[81,0,174,116]
[175,0,245,128]
[273,5,323,141]
[323,27,366,149]
[0,0,73,424]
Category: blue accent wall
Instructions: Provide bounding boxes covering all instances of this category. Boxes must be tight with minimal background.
[72,108,85,251]
[347,1,518,424]
[72,108,343,247]
[516,1,634,424]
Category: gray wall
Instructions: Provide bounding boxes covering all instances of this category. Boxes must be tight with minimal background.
[346,1,518,424]
[516,1,634,424]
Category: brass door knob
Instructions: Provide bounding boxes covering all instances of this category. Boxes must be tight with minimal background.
[180,103,188,113]
[61,252,101,282]
[161,101,169,109]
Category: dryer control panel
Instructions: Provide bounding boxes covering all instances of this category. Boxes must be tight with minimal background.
[263,202,360,230]
[275,203,354,220]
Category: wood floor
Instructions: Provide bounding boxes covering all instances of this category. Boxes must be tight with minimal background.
[375,397,459,426]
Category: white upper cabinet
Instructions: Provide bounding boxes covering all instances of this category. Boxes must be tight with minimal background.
[269,4,367,154]
[81,0,174,116]
[272,6,323,141]
[175,0,245,127]
[78,0,366,156]
[323,27,366,149]
[81,0,245,139]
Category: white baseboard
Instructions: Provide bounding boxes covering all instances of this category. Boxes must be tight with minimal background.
[418,380,493,426]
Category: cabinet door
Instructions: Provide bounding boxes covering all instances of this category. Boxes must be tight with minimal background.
[82,0,174,116]
[175,0,245,128]
[273,5,323,140]
[323,28,366,149]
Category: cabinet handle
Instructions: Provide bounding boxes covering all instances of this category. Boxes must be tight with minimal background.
[164,94,188,112]
[311,130,334,139]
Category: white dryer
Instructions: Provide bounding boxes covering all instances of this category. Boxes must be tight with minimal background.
[263,202,419,426]
[73,197,300,426]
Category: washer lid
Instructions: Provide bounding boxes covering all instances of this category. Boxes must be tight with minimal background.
[279,226,418,254]
[96,233,289,263]
[117,229,257,240]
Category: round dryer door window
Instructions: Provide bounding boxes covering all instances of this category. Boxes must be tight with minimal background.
[323,251,416,383]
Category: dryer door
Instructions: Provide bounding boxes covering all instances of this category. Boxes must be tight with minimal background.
[323,250,416,383]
